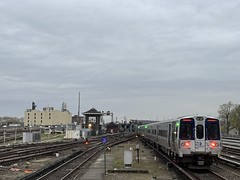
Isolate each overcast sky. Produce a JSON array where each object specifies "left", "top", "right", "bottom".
[{"left": 1, "top": 0, "right": 240, "bottom": 121}]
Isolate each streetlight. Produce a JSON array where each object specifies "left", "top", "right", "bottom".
[
  {"left": 3, "top": 125, "right": 7, "bottom": 146},
  {"left": 88, "top": 123, "right": 92, "bottom": 137}
]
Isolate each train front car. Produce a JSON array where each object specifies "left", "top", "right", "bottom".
[
  {"left": 137, "top": 124, "right": 146, "bottom": 137},
  {"left": 178, "top": 116, "right": 222, "bottom": 168}
]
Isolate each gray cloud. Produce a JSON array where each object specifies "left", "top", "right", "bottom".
[{"left": 1, "top": 0, "right": 240, "bottom": 120}]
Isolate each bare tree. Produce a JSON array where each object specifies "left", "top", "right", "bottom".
[
  {"left": 232, "top": 104, "right": 240, "bottom": 135},
  {"left": 218, "top": 101, "right": 234, "bottom": 135}
]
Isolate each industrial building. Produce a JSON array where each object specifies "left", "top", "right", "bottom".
[{"left": 24, "top": 102, "right": 72, "bottom": 127}]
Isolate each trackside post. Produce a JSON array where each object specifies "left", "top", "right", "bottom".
[{"left": 102, "top": 137, "right": 107, "bottom": 175}]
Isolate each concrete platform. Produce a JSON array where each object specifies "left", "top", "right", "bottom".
[{"left": 80, "top": 153, "right": 113, "bottom": 180}]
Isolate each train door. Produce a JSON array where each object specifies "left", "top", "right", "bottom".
[
  {"left": 168, "top": 124, "right": 171, "bottom": 148},
  {"left": 195, "top": 121, "right": 206, "bottom": 152},
  {"left": 171, "top": 122, "right": 177, "bottom": 151}
]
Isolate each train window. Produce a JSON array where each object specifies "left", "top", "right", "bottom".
[
  {"left": 196, "top": 125, "right": 204, "bottom": 139},
  {"left": 158, "top": 130, "right": 168, "bottom": 138},
  {"left": 180, "top": 124, "right": 192, "bottom": 139},
  {"left": 206, "top": 123, "right": 220, "bottom": 140},
  {"left": 180, "top": 119, "right": 194, "bottom": 140},
  {"left": 152, "top": 129, "right": 156, "bottom": 135}
]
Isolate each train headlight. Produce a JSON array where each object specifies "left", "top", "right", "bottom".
[
  {"left": 181, "top": 141, "right": 191, "bottom": 149},
  {"left": 185, "top": 141, "right": 191, "bottom": 148},
  {"left": 210, "top": 141, "right": 218, "bottom": 148}
]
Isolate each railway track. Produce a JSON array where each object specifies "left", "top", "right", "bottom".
[
  {"left": 211, "top": 164, "right": 240, "bottom": 180},
  {"left": 21, "top": 135, "right": 135, "bottom": 180},
  {"left": 36, "top": 142, "right": 104, "bottom": 180},
  {"left": 220, "top": 137, "right": 240, "bottom": 166},
  {"left": 0, "top": 140, "right": 86, "bottom": 165},
  {"left": 0, "top": 134, "right": 119, "bottom": 165},
  {"left": 184, "top": 169, "right": 227, "bottom": 180}
]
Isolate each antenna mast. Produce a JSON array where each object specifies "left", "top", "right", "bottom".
[
  {"left": 78, "top": 92, "right": 80, "bottom": 116},
  {"left": 78, "top": 92, "right": 81, "bottom": 127}
]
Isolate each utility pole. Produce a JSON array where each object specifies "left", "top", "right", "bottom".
[
  {"left": 14, "top": 128, "right": 17, "bottom": 143},
  {"left": 3, "top": 125, "right": 7, "bottom": 146}
]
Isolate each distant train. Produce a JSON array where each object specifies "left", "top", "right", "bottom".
[{"left": 138, "top": 115, "right": 222, "bottom": 168}]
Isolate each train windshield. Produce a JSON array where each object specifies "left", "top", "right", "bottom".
[
  {"left": 206, "top": 119, "right": 220, "bottom": 140},
  {"left": 196, "top": 125, "right": 204, "bottom": 139},
  {"left": 180, "top": 118, "right": 194, "bottom": 140}
]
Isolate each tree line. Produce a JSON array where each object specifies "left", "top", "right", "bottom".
[{"left": 218, "top": 101, "right": 240, "bottom": 135}]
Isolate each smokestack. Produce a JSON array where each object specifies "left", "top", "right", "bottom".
[{"left": 32, "top": 102, "right": 36, "bottom": 110}]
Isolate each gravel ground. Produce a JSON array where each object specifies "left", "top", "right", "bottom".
[
  {"left": 0, "top": 147, "right": 80, "bottom": 180},
  {"left": 0, "top": 156, "right": 54, "bottom": 180}
]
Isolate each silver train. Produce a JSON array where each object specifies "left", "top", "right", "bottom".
[{"left": 138, "top": 115, "right": 222, "bottom": 167}]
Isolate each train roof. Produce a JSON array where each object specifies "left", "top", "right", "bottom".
[
  {"left": 177, "top": 114, "right": 218, "bottom": 119},
  {"left": 137, "top": 114, "right": 219, "bottom": 127}
]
